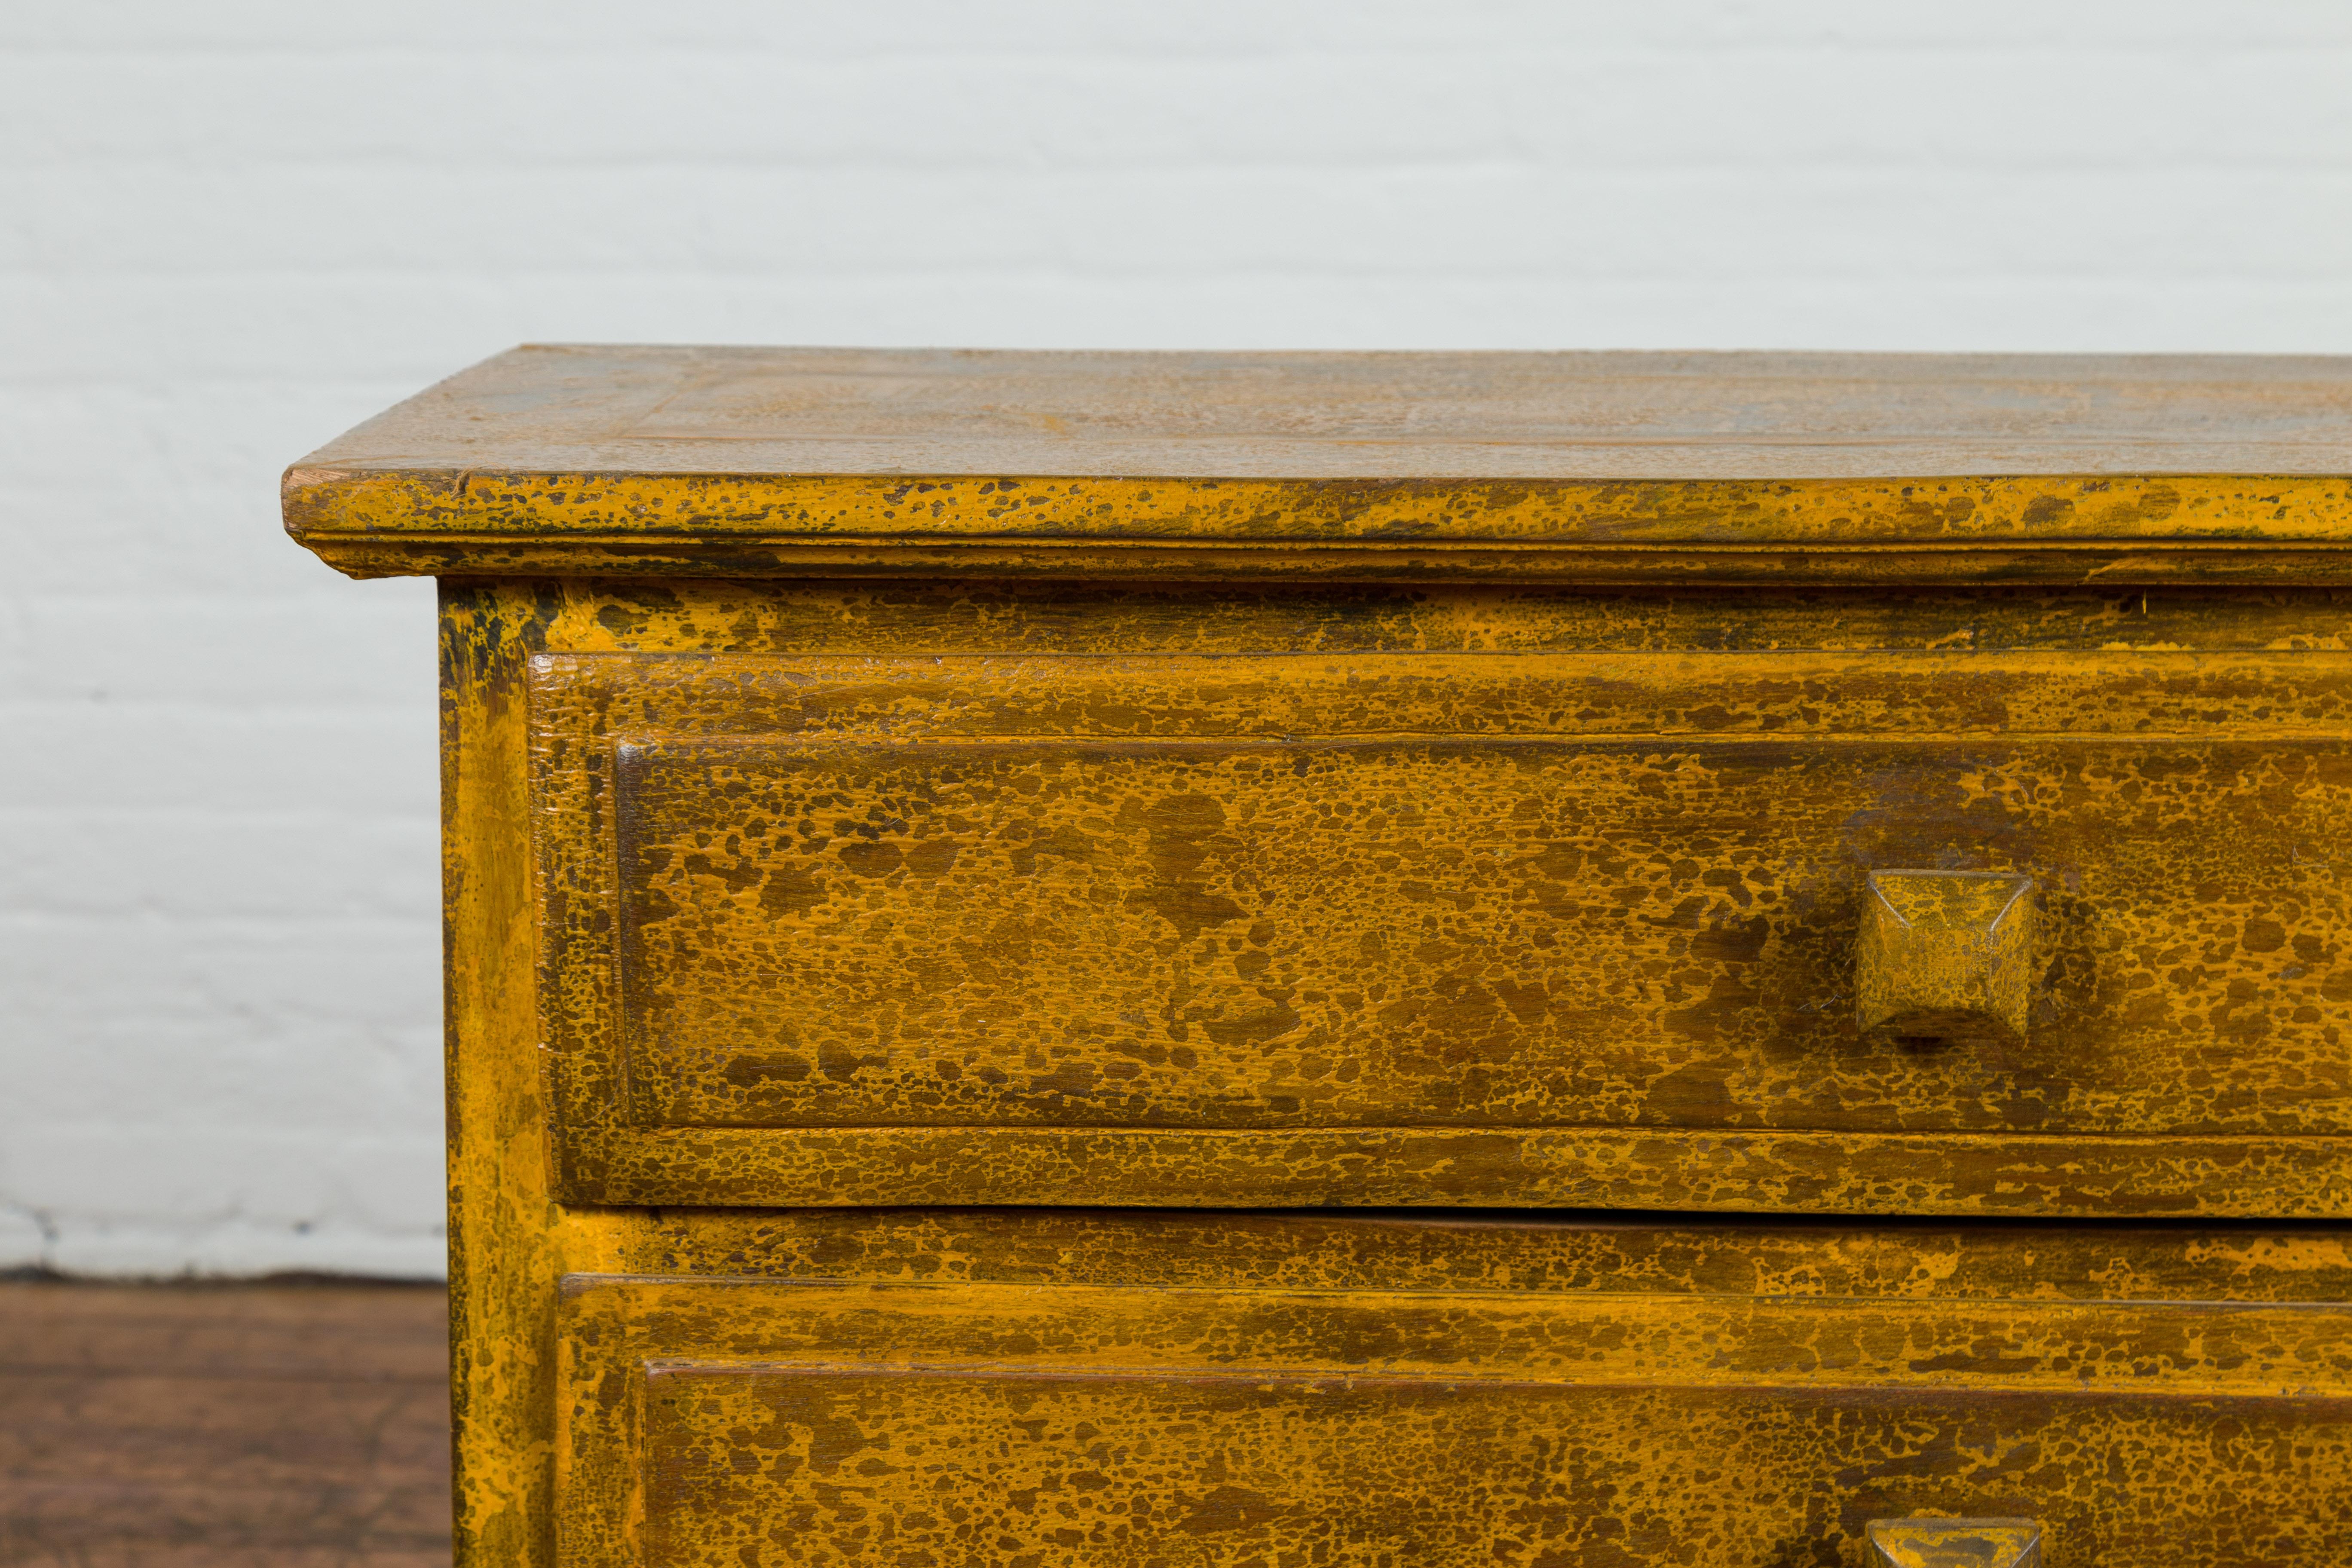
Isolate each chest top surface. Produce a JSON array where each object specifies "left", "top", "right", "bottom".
[{"left": 283, "top": 346, "right": 2352, "bottom": 583}]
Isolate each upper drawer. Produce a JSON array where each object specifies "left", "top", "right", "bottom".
[{"left": 531, "top": 650, "right": 2352, "bottom": 1215}]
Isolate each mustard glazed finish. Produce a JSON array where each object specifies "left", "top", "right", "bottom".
[
  {"left": 285, "top": 346, "right": 2352, "bottom": 585},
  {"left": 287, "top": 349, "right": 2352, "bottom": 1568},
  {"left": 561, "top": 1274, "right": 2350, "bottom": 1568},
  {"left": 530, "top": 647, "right": 2352, "bottom": 1215}
]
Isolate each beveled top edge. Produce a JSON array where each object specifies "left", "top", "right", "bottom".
[
  {"left": 282, "top": 347, "right": 2352, "bottom": 579},
  {"left": 292, "top": 344, "right": 2352, "bottom": 484}
]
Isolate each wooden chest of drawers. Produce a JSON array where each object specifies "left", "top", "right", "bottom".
[{"left": 288, "top": 348, "right": 2352, "bottom": 1568}]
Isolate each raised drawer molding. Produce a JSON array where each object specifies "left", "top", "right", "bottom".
[{"left": 288, "top": 347, "right": 2352, "bottom": 1568}]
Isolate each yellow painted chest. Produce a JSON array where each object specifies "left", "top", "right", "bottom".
[{"left": 287, "top": 347, "right": 2352, "bottom": 1568}]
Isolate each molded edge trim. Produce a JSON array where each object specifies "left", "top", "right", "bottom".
[
  {"left": 552, "top": 1124, "right": 2352, "bottom": 1217},
  {"left": 285, "top": 470, "right": 2352, "bottom": 582}
]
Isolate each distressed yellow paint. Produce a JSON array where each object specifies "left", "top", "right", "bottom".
[
  {"left": 440, "top": 585, "right": 564, "bottom": 1568},
  {"left": 557, "top": 1276, "right": 2352, "bottom": 1568},
  {"left": 560, "top": 1207, "right": 2352, "bottom": 1304},
  {"left": 430, "top": 576, "right": 2352, "bottom": 1568},
  {"left": 281, "top": 347, "right": 2352, "bottom": 583},
  {"left": 295, "top": 468, "right": 2352, "bottom": 543},
  {"left": 322, "top": 352, "right": 2352, "bottom": 1568},
  {"left": 288, "top": 471, "right": 2352, "bottom": 585},
  {"left": 528, "top": 648, "right": 2352, "bottom": 1213}
]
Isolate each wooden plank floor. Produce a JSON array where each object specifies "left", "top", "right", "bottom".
[{"left": 0, "top": 1279, "right": 451, "bottom": 1567}]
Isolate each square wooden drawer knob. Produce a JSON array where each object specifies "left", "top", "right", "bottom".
[
  {"left": 1867, "top": 1518, "right": 2044, "bottom": 1568},
  {"left": 1855, "top": 870, "right": 2037, "bottom": 1045}
]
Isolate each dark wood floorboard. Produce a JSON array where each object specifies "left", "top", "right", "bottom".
[{"left": 0, "top": 1280, "right": 451, "bottom": 1568}]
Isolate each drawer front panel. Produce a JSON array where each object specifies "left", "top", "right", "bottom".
[
  {"left": 559, "top": 1276, "right": 2352, "bottom": 1568},
  {"left": 619, "top": 734, "right": 2347, "bottom": 1134},
  {"left": 535, "top": 651, "right": 2352, "bottom": 1213}
]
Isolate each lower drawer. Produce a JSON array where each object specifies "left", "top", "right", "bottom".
[{"left": 558, "top": 1269, "right": 2352, "bottom": 1568}]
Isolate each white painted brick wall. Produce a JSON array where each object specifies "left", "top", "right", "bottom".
[{"left": 4, "top": 0, "right": 2349, "bottom": 1278}]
